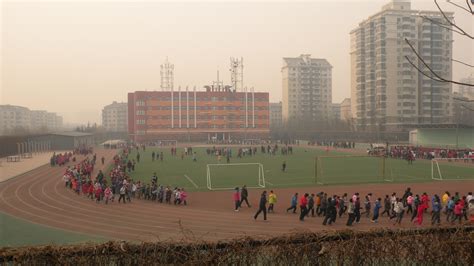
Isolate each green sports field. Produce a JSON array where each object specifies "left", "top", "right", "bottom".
[
  {"left": 0, "top": 212, "right": 105, "bottom": 247},
  {"left": 123, "top": 147, "right": 474, "bottom": 191}
]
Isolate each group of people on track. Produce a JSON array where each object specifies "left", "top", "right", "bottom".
[{"left": 233, "top": 186, "right": 474, "bottom": 226}]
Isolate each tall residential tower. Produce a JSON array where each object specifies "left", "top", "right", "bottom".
[
  {"left": 350, "top": 0, "right": 453, "bottom": 131},
  {"left": 282, "top": 54, "right": 332, "bottom": 125}
]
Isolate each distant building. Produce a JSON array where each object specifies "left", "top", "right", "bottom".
[
  {"left": 269, "top": 102, "right": 283, "bottom": 128},
  {"left": 128, "top": 86, "right": 269, "bottom": 142},
  {"left": 0, "top": 105, "right": 63, "bottom": 135},
  {"left": 102, "top": 101, "right": 128, "bottom": 132},
  {"left": 340, "top": 98, "right": 352, "bottom": 121},
  {"left": 351, "top": 0, "right": 453, "bottom": 131},
  {"left": 452, "top": 92, "right": 474, "bottom": 127},
  {"left": 0, "top": 105, "right": 31, "bottom": 135},
  {"left": 282, "top": 54, "right": 332, "bottom": 124},
  {"left": 457, "top": 74, "right": 474, "bottom": 100},
  {"left": 30, "top": 110, "right": 63, "bottom": 131},
  {"left": 330, "top": 103, "right": 341, "bottom": 120}
]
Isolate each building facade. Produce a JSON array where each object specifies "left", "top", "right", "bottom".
[
  {"left": 269, "top": 102, "right": 283, "bottom": 128},
  {"left": 0, "top": 105, "right": 31, "bottom": 135},
  {"left": 457, "top": 74, "right": 474, "bottom": 100},
  {"left": 330, "top": 103, "right": 341, "bottom": 120},
  {"left": 102, "top": 101, "right": 128, "bottom": 132},
  {"left": 282, "top": 55, "right": 332, "bottom": 125},
  {"left": 350, "top": 0, "right": 453, "bottom": 131},
  {"left": 128, "top": 87, "right": 269, "bottom": 142},
  {"left": 340, "top": 98, "right": 352, "bottom": 121}
]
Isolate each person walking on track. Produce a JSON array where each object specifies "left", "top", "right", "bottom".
[
  {"left": 254, "top": 191, "right": 268, "bottom": 221},
  {"left": 240, "top": 185, "right": 251, "bottom": 208}
]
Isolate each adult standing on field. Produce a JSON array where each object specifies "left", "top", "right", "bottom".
[
  {"left": 254, "top": 191, "right": 268, "bottom": 221},
  {"left": 240, "top": 185, "right": 251, "bottom": 208}
]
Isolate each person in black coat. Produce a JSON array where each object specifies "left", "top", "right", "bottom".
[
  {"left": 240, "top": 185, "right": 251, "bottom": 207},
  {"left": 254, "top": 191, "right": 267, "bottom": 221}
]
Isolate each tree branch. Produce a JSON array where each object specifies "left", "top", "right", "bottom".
[
  {"left": 434, "top": 0, "right": 473, "bottom": 39},
  {"left": 452, "top": 59, "right": 474, "bottom": 68},
  {"left": 460, "top": 104, "right": 474, "bottom": 111},
  {"left": 453, "top": 97, "right": 474, "bottom": 102},
  {"left": 446, "top": 0, "right": 474, "bottom": 15},
  {"left": 421, "top": 15, "right": 466, "bottom": 36},
  {"left": 404, "top": 38, "right": 474, "bottom": 87}
]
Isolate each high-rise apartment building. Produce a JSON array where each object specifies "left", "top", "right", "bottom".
[
  {"left": 282, "top": 55, "right": 332, "bottom": 125},
  {"left": 102, "top": 101, "right": 128, "bottom": 132},
  {"left": 350, "top": 0, "right": 453, "bottom": 131}
]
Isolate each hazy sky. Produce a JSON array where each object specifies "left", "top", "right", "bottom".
[{"left": 1, "top": 0, "right": 473, "bottom": 124}]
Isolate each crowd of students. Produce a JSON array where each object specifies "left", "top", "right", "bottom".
[
  {"left": 62, "top": 146, "right": 189, "bottom": 206},
  {"left": 310, "top": 141, "right": 356, "bottom": 149},
  {"left": 236, "top": 187, "right": 474, "bottom": 226},
  {"left": 388, "top": 146, "right": 474, "bottom": 162}
]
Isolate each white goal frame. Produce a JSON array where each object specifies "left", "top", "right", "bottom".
[
  {"left": 156, "top": 140, "right": 178, "bottom": 146},
  {"left": 431, "top": 158, "right": 444, "bottom": 181},
  {"left": 242, "top": 139, "right": 262, "bottom": 145},
  {"left": 206, "top": 163, "right": 265, "bottom": 190}
]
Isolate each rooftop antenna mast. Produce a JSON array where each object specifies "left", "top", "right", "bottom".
[
  {"left": 230, "top": 57, "right": 243, "bottom": 92},
  {"left": 160, "top": 57, "right": 174, "bottom": 91}
]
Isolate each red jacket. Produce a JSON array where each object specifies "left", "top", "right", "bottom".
[{"left": 300, "top": 196, "right": 308, "bottom": 207}]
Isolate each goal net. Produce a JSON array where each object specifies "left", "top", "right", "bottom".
[
  {"left": 206, "top": 163, "right": 265, "bottom": 190},
  {"left": 315, "top": 155, "right": 391, "bottom": 185},
  {"left": 431, "top": 158, "right": 474, "bottom": 181}
]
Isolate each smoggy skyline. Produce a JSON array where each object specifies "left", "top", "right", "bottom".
[{"left": 1, "top": 0, "right": 472, "bottom": 124}]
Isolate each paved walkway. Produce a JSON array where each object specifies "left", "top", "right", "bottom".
[{"left": 0, "top": 151, "right": 67, "bottom": 183}]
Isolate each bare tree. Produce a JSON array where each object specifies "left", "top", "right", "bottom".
[{"left": 405, "top": 0, "right": 473, "bottom": 87}]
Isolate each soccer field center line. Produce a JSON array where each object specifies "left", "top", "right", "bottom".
[{"left": 184, "top": 174, "right": 199, "bottom": 188}]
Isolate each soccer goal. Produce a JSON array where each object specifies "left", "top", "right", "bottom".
[
  {"left": 156, "top": 140, "right": 178, "bottom": 146},
  {"left": 315, "top": 155, "right": 391, "bottom": 185},
  {"left": 242, "top": 139, "right": 262, "bottom": 145},
  {"left": 431, "top": 158, "right": 474, "bottom": 181},
  {"left": 206, "top": 163, "right": 265, "bottom": 190}
]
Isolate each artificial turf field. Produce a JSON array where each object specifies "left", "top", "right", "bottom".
[{"left": 124, "top": 146, "right": 474, "bottom": 191}]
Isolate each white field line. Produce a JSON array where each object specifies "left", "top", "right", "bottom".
[
  {"left": 265, "top": 180, "right": 274, "bottom": 186},
  {"left": 184, "top": 174, "right": 199, "bottom": 188}
]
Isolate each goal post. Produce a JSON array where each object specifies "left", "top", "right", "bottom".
[
  {"left": 430, "top": 158, "right": 474, "bottom": 181},
  {"left": 315, "top": 155, "right": 390, "bottom": 185},
  {"left": 206, "top": 163, "right": 265, "bottom": 190},
  {"left": 431, "top": 159, "right": 443, "bottom": 181}
]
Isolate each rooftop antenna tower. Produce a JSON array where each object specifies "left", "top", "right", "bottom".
[
  {"left": 230, "top": 57, "right": 243, "bottom": 92},
  {"left": 160, "top": 57, "right": 174, "bottom": 91}
]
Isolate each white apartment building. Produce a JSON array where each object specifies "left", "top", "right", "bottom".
[
  {"left": 282, "top": 55, "right": 332, "bottom": 124},
  {"left": 350, "top": 0, "right": 453, "bottom": 131},
  {"left": 269, "top": 102, "right": 283, "bottom": 128},
  {"left": 456, "top": 74, "right": 474, "bottom": 100},
  {"left": 102, "top": 101, "right": 128, "bottom": 132},
  {"left": 0, "top": 105, "right": 31, "bottom": 134},
  {"left": 30, "top": 110, "right": 63, "bottom": 131}
]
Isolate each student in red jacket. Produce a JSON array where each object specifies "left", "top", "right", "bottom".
[
  {"left": 233, "top": 187, "right": 241, "bottom": 212},
  {"left": 452, "top": 200, "right": 463, "bottom": 224},
  {"left": 299, "top": 193, "right": 309, "bottom": 221}
]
